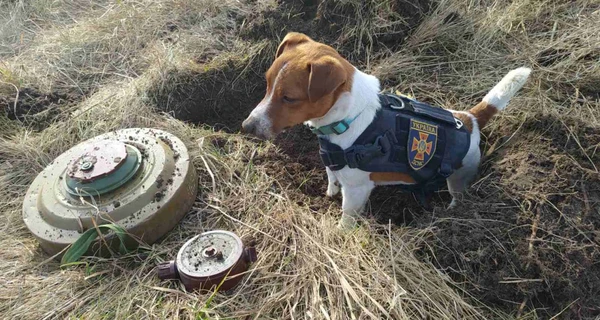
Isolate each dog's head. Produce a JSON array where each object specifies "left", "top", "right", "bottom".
[{"left": 241, "top": 32, "right": 354, "bottom": 140}]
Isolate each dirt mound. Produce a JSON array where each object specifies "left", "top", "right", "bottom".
[
  {"left": 419, "top": 113, "right": 600, "bottom": 318},
  {"left": 240, "top": 0, "right": 433, "bottom": 62}
]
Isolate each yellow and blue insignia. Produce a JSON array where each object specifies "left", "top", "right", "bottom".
[{"left": 408, "top": 119, "right": 438, "bottom": 170}]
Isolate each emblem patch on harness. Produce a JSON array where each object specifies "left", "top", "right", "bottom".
[{"left": 408, "top": 119, "right": 438, "bottom": 170}]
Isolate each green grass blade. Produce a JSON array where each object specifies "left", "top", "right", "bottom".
[
  {"left": 61, "top": 228, "right": 101, "bottom": 265},
  {"left": 60, "top": 223, "right": 132, "bottom": 266}
]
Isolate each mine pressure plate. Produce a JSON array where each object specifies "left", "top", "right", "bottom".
[
  {"left": 22, "top": 128, "right": 198, "bottom": 257},
  {"left": 157, "top": 230, "right": 258, "bottom": 292}
]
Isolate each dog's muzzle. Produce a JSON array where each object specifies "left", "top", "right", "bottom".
[{"left": 241, "top": 116, "right": 273, "bottom": 140}]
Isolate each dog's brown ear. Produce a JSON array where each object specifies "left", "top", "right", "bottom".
[
  {"left": 276, "top": 32, "right": 312, "bottom": 58},
  {"left": 307, "top": 56, "right": 347, "bottom": 103}
]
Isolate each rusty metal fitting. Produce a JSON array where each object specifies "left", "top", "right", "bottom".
[{"left": 157, "top": 260, "right": 179, "bottom": 280}]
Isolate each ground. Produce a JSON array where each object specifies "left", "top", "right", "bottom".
[{"left": 1, "top": 0, "right": 600, "bottom": 319}]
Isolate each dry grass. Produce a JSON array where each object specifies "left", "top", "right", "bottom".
[
  {"left": 0, "top": 59, "right": 485, "bottom": 319},
  {"left": 1, "top": 0, "right": 600, "bottom": 318}
]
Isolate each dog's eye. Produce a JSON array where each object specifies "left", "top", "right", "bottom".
[{"left": 282, "top": 96, "right": 297, "bottom": 104}]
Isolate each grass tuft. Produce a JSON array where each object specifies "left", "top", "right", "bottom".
[{"left": 2, "top": 0, "right": 600, "bottom": 318}]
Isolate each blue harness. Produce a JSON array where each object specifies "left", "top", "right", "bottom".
[{"left": 316, "top": 93, "right": 471, "bottom": 193}]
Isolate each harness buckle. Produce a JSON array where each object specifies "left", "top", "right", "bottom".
[
  {"left": 344, "top": 146, "right": 363, "bottom": 169},
  {"left": 454, "top": 118, "right": 464, "bottom": 129},
  {"left": 344, "top": 135, "right": 389, "bottom": 168},
  {"left": 385, "top": 94, "right": 406, "bottom": 110}
]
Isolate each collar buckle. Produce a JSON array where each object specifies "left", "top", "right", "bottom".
[
  {"left": 310, "top": 120, "right": 350, "bottom": 136},
  {"left": 331, "top": 121, "right": 349, "bottom": 134}
]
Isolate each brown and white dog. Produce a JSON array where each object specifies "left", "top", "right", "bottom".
[{"left": 242, "top": 32, "right": 531, "bottom": 229}]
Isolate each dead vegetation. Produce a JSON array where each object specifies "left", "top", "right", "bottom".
[{"left": 1, "top": 0, "right": 600, "bottom": 319}]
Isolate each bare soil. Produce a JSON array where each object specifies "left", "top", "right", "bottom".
[{"left": 1, "top": 87, "right": 76, "bottom": 130}]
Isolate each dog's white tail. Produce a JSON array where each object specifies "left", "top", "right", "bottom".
[{"left": 469, "top": 67, "right": 531, "bottom": 128}]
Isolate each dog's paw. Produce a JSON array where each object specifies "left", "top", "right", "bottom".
[
  {"left": 447, "top": 198, "right": 458, "bottom": 210},
  {"left": 326, "top": 182, "right": 340, "bottom": 197},
  {"left": 337, "top": 214, "right": 357, "bottom": 230}
]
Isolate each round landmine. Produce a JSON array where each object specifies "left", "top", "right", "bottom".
[
  {"left": 22, "top": 128, "right": 198, "bottom": 257},
  {"left": 157, "top": 230, "right": 257, "bottom": 292}
]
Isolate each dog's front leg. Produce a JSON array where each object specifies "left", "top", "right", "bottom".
[
  {"left": 325, "top": 167, "right": 340, "bottom": 197},
  {"left": 338, "top": 183, "right": 375, "bottom": 229}
]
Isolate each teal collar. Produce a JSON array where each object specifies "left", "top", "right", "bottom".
[{"left": 309, "top": 112, "right": 362, "bottom": 136}]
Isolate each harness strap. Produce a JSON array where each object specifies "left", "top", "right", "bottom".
[
  {"left": 319, "top": 134, "right": 391, "bottom": 170},
  {"left": 438, "top": 127, "right": 455, "bottom": 178}
]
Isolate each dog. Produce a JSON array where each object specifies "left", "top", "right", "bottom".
[{"left": 242, "top": 32, "right": 531, "bottom": 229}]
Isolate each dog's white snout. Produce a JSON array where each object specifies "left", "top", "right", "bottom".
[
  {"left": 241, "top": 116, "right": 257, "bottom": 135},
  {"left": 242, "top": 105, "right": 274, "bottom": 140}
]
